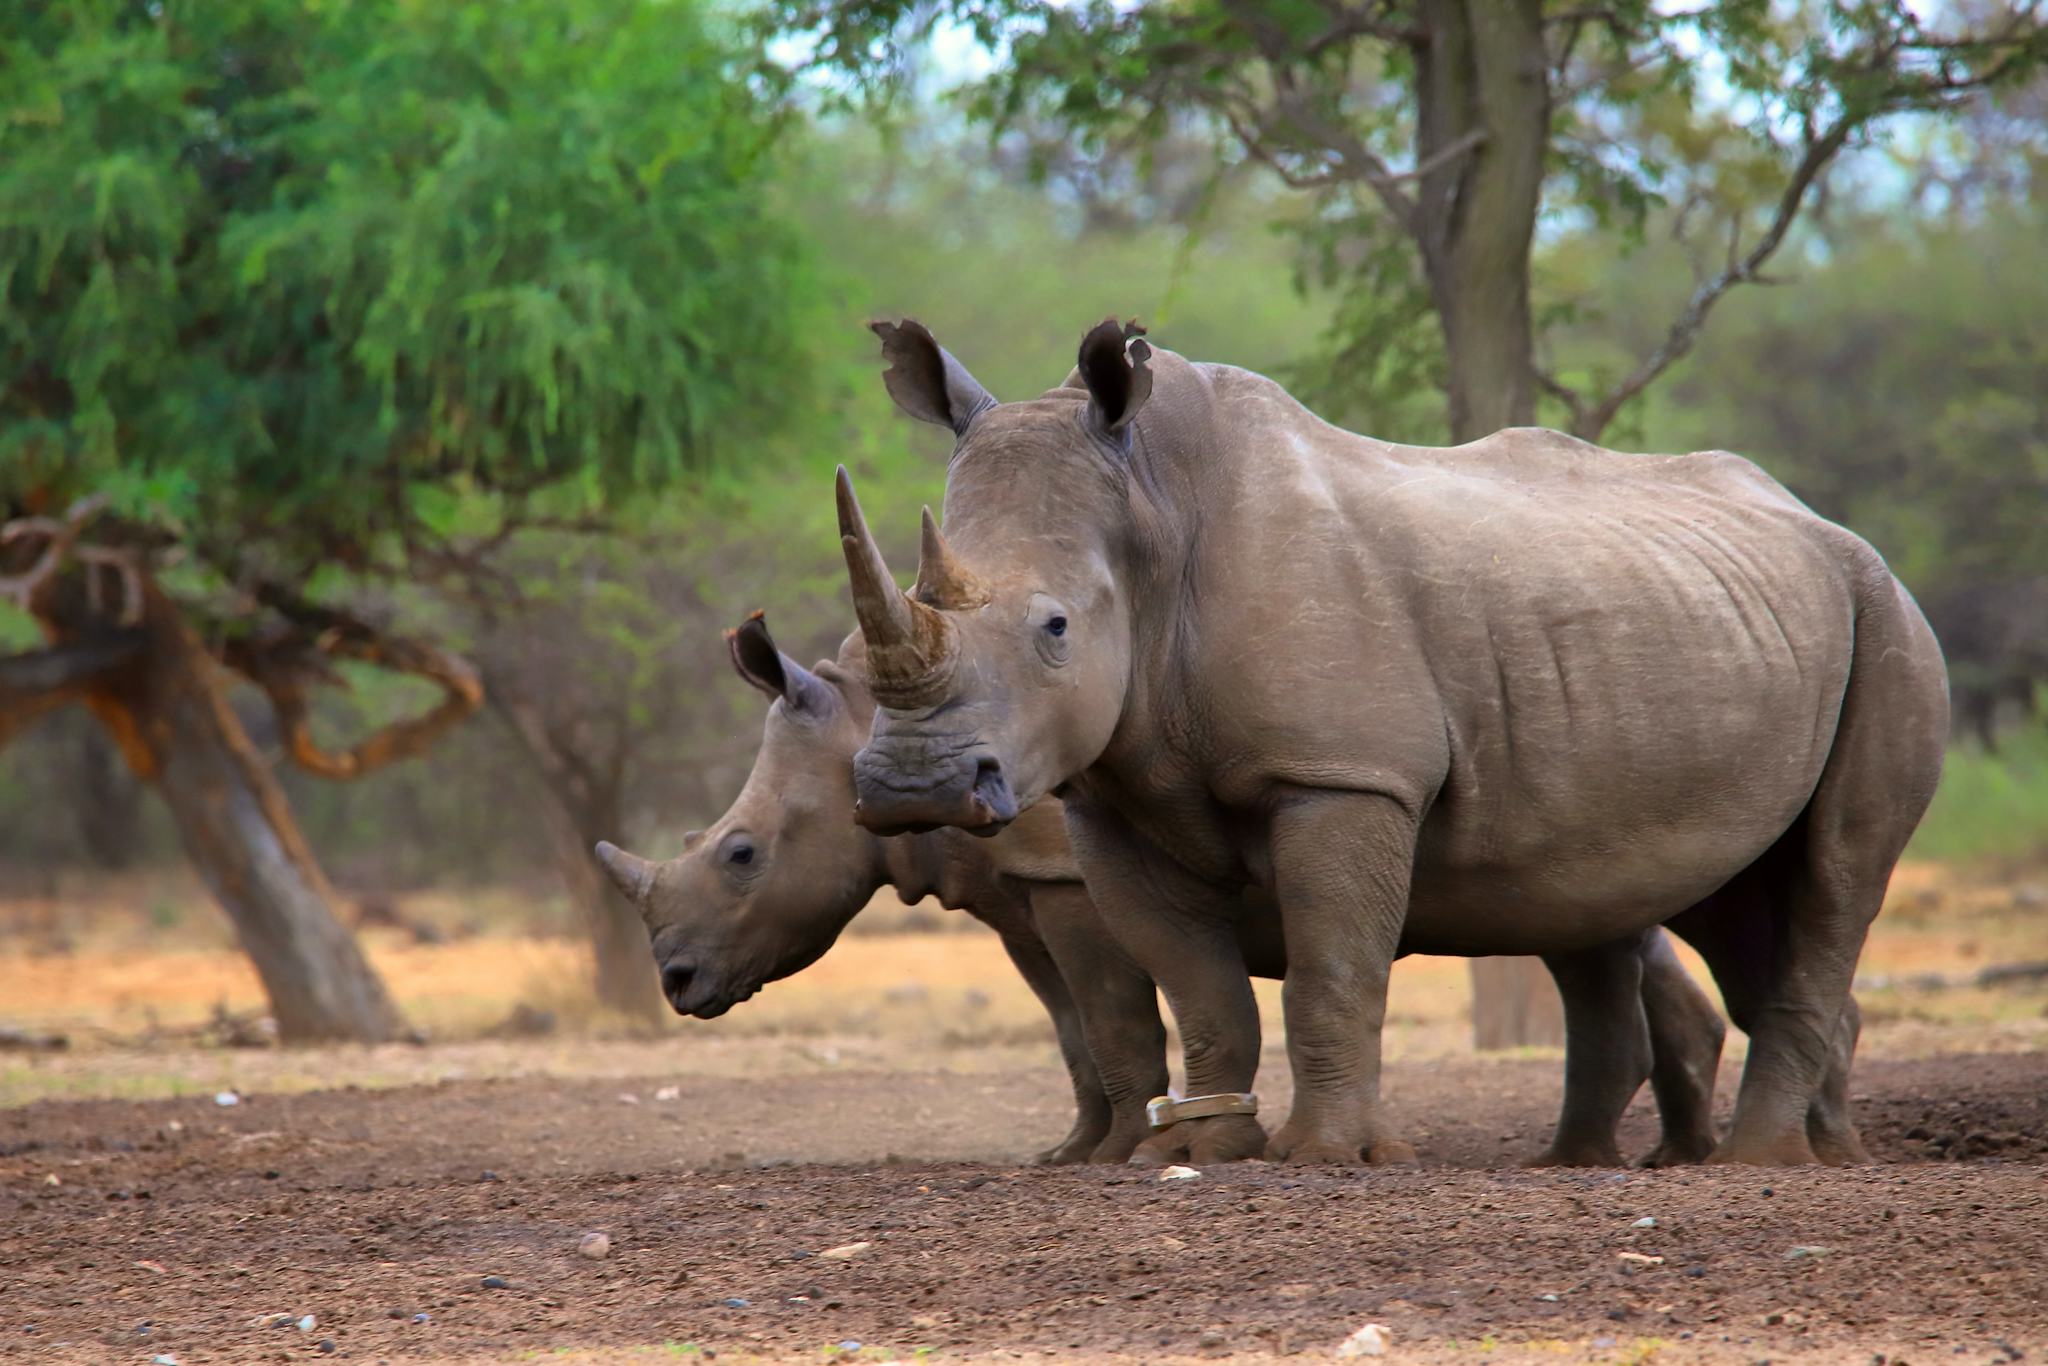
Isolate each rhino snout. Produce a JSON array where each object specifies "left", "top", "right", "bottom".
[{"left": 853, "top": 739, "right": 1018, "bottom": 836}]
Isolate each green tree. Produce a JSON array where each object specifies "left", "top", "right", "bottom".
[
  {"left": 774, "top": 1, "right": 2047, "bottom": 442},
  {"left": 0, "top": 0, "right": 814, "bottom": 1039}
]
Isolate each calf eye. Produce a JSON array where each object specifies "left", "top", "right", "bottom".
[
  {"left": 728, "top": 845, "right": 753, "bottom": 866},
  {"left": 1045, "top": 615, "right": 1067, "bottom": 638}
]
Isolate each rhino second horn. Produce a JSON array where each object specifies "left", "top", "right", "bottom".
[
  {"left": 836, "top": 465, "right": 915, "bottom": 650},
  {"left": 594, "top": 841, "right": 655, "bottom": 909},
  {"left": 914, "top": 506, "right": 991, "bottom": 609}
]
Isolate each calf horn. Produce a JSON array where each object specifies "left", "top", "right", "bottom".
[
  {"left": 594, "top": 841, "right": 656, "bottom": 919},
  {"left": 914, "top": 507, "right": 991, "bottom": 609},
  {"left": 835, "top": 466, "right": 958, "bottom": 705}
]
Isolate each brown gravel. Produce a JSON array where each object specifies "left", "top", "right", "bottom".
[{"left": 1, "top": 1052, "right": 2044, "bottom": 1364}]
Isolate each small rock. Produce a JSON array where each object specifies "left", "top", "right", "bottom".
[
  {"left": 150, "top": 1356, "right": 179, "bottom": 1366},
  {"left": 481, "top": 1275, "right": 509, "bottom": 1290},
  {"left": 315, "top": 1339, "right": 337, "bottom": 1355},
  {"left": 819, "top": 1241, "right": 873, "bottom": 1260},
  {"left": 654, "top": 1085, "right": 681, "bottom": 1102},
  {"left": 2014, "top": 884, "right": 2047, "bottom": 910},
  {"left": 578, "top": 1231, "right": 612, "bottom": 1260},
  {"left": 213, "top": 1090, "right": 240, "bottom": 1107},
  {"left": 1158, "top": 1165, "right": 1202, "bottom": 1182},
  {"left": 721, "top": 1297, "right": 750, "bottom": 1308},
  {"left": 296, "top": 1314, "right": 317, "bottom": 1332},
  {"left": 1618, "top": 1251, "right": 1664, "bottom": 1269},
  {"left": 837, "top": 1341, "right": 863, "bottom": 1352},
  {"left": 480, "top": 1170, "right": 502, "bottom": 1182},
  {"left": 1785, "top": 1245, "right": 1836, "bottom": 1260},
  {"left": 1197, "top": 1325, "right": 1229, "bottom": 1349},
  {"left": 963, "top": 988, "right": 991, "bottom": 1012},
  {"left": 1536, "top": 1293, "right": 1561, "bottom": 1302},
  {"left": 250, "top": 1313, "right": 293, "bottom": 1329},
  {"left": 1593, "top": 1337, "right": 1617, "bottom": 1350},
  {"left": 411, "top": 1313, "right": 431, "bottom": 1324},
  {"left": 617, "top": 1092, "right": 641, "bottom": 1105},
  {"left": 1335, "top": 1322, "right": 1392, "bottom": 1357},
  {"left": 1632, "top": 1216, "right": 1657, "bottom": 1228}
]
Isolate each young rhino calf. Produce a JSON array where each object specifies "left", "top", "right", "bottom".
[{"left": 597, "top": 612, "right": 1726, "bottom": 1167}]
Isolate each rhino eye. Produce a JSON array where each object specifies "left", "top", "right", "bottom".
[
  {"left": 728, "top": 845, "right": 754, "bottom": 866},
  {"left": 1045, "top": 615, "right": 1067, "bottom": 638}
]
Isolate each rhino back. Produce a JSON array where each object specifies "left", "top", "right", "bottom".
[{"left": 1140, "top": 366, "right": 1908, "bottom": 942}]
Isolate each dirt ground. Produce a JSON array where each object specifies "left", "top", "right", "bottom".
[
  {"left": 2, "top": 863, "right": 2045, "bottom": 1364},
  {"left": 1, "top": 1048, "right": 2045, "bottom": 1366}
]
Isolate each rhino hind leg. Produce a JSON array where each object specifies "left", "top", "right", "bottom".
[
  {"left": 1675, "top": 581, "right": 1945, "bottom": 1167},
  {"left": 1636, "top": 928, "right": 1725, "bottom": 1167},
  {"left": 1527, "top": 937, "right": 1652, "bottom": 1168},
  {"left": 1804, "top": 995, "right": 1871, "bottom": 1166}
]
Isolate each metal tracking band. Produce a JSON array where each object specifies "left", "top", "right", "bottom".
[{"left": 1146, "top": 1092, "right": 1260, "bottom": 1130}]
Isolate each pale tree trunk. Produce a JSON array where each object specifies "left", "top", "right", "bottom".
[
  {"left": 1412, "top": 0, "right": 1565, "bottom": 1049},
  {"left": 19, "top": 581, "right": 406, "bottom": 1042},
  {"left": 490, "top": 690, "right": 665, "bottom": 1025}
]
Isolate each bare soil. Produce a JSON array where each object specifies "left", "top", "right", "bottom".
[{"left": 3, "top": 1051, "right": 2044, "bottom": 1365}]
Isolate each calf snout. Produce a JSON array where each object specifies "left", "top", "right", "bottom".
[
  {"left": 661, "top": 960, "right": 698, "bottom": 1012},
  {"left": 852, "top": 739, "right": 1019, "bottom": 835}
]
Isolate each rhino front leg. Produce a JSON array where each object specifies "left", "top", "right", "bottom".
[
  {"left": 1264, "top": 789, "right": 1417, "bottom": 1166},
  {"left": 1026, "top": 881, "right": 1171, "bottom": 1164},
  {"left": 1061, "top": 801, "right": 1268, "bottom": 1167},
  {"left": 992, "top": 912, "right": 1115, "bottom": 1165}
]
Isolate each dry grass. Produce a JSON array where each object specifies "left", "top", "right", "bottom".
[{"left": 0, "top": 860, "right": 2042, "bottom": 1108}]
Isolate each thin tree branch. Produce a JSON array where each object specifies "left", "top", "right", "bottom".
[
  {"left": 228, "top": 586, "right": 485, "bottom": 782},
  {"left": 1570, "top": 117, "right": 1852, "bottom": 440}
]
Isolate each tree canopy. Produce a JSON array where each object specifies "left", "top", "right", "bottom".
[
  {"left": 768, "top": 0, "right": 2048, "bottom": 442},
  {"left": 3, "top": 0, "right": 814, "bottom": 573}
]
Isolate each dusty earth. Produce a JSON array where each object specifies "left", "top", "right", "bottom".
[
  {"left": 2, "top": 1049, "right": 2045, "bottom": 1366},
  {"left": 3, "top": 863, "right": 2045, "bottom": 1363}
]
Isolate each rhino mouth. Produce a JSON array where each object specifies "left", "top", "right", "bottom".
[{"left": 664, "top": 967, "right": 762, "bottom": 1020}]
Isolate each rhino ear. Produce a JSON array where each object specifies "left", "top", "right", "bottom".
[
  {"left": 727, "top": 610, "right": 830, "bottom": 714},
  {"left": 1077, "top": 318, "right": 1153, "bottom": 440},
  {"left": 869, "top": 318, "right": 996, "bottom": 436}
]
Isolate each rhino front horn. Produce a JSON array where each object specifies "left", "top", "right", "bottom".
[
  {"left": 836, "top": 465, "right": 915, "bottom": 649},
  {"left": 594, "top": 840, "right": 655, "bottom": 909}
]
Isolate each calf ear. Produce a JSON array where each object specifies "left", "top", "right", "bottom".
[
  {"left": 727, "top": 611, "right": 830, "bottom": 714},
  {"left": 1077, "top": 318, "right": 1153, "bottom": 440},
  {"left": 870, "top": 318, "right": 997, "bottom": 436}
]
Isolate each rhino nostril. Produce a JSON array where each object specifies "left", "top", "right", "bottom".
[
  {"left": 972, "top": 757, "right": 1019, "bottom": 824},
  {"left": 662, "top": 962, "right": 696, "bottom": 1000}
]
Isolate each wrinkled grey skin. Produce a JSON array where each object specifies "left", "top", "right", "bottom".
[
  {"left": 598, "top": 613, "right": 1727, "bottom": 1167},
  {"left": 839, "top": 318, "right": 1949, "bottom": 1167}
]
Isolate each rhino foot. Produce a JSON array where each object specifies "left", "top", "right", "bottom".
[
  {"left": 1128, "top": 1114, "right": 1267, "bottom": 1167},
  {"left": 1526, "top": 1138, "right": 1626, "bottom": 1169},
  {"left": 1637, "top": 1131, "right": 1717, "bottom": 1168},
  {"left": 1807, "top": 1128, "right": 1872, "bottom": 1166},
  {"left": 1032, "top": 1133, "right": 1104, "bottom": 1166},
  {"left": 1263, "top": 1127, "right": 1419, "bottom": 1167},
  {"left": 1707, "top": 1131, "right": 1820, "bottom": 1166}
]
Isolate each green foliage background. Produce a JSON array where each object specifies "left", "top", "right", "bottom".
[{"left": 1, "top": 3, "right": 2043, "bottom": 896}]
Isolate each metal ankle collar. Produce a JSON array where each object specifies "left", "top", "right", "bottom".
[{"left": 1146, "top": 1092, "right": 1259, "bottom": 1130}]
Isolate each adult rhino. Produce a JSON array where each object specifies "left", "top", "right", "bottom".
[
  {"left": 596, "top": 612, "right": 1727, "bottom": 1167},
  {"left": 836, "top": 318, "right": 1949, "bottom": 1168}
]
